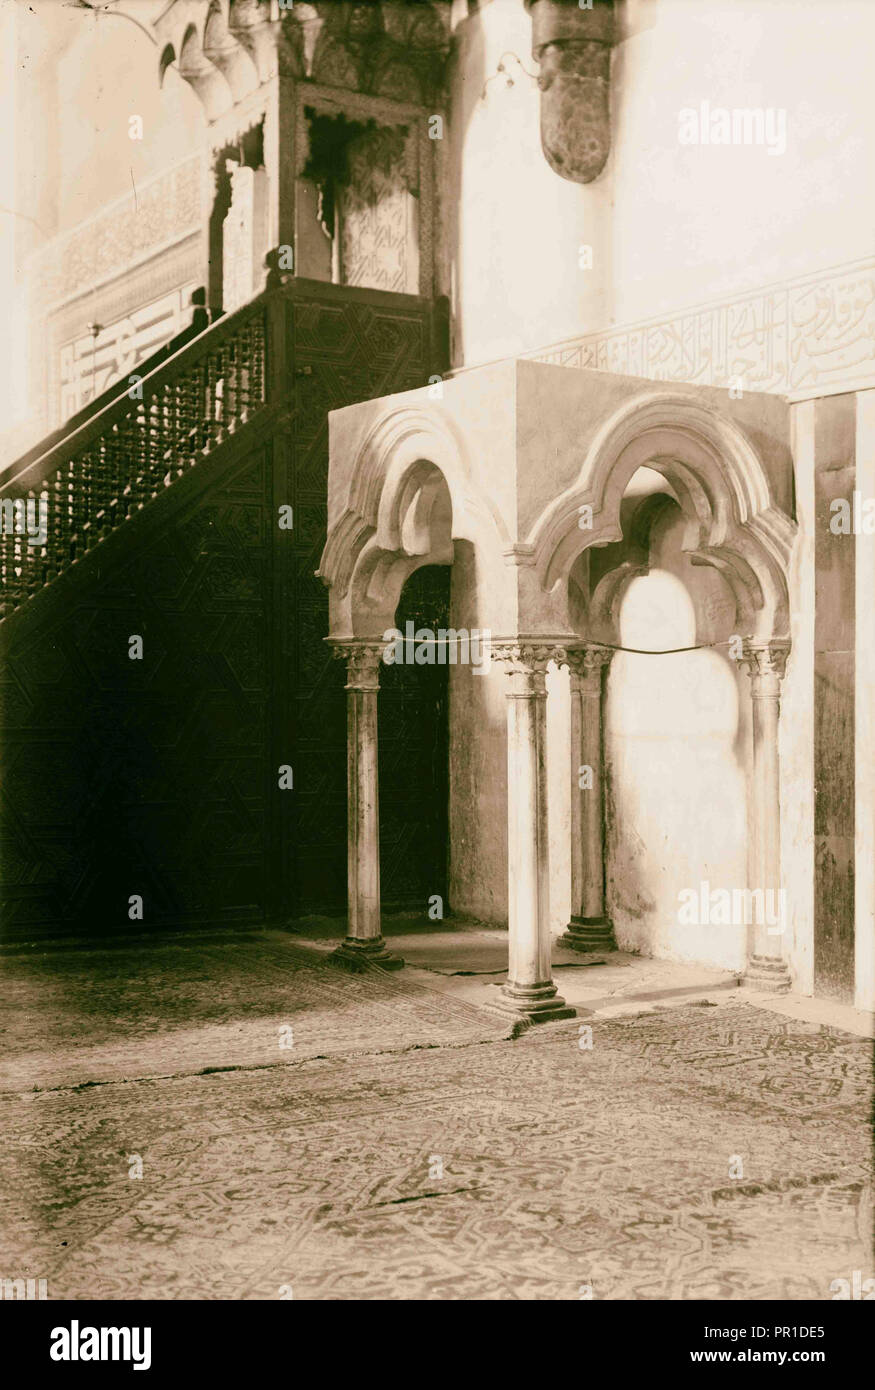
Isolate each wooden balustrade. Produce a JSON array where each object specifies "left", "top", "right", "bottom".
[
  {"left": 0, "top": 274, "right": 446, "bottom": 621},
  {"left": 0, "top": 296, "right": 268, "bottom": 618}
]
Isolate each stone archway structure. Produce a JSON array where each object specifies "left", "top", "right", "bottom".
[
  {"left": 533, "top": 390, "right": 796, "bottom": 989},
  {"left": 319, "top": 362, "right": 797, "bottom": 1018},
  {"left": 318, "top": 401, "right": 512, "bottom": 974}
]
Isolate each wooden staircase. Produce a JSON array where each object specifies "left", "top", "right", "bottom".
[
  {"left": 1, "top": 292, "right": 268, "bottom": 619},
  {"left": 0, "top": 275, "right": 449, "bottom": 940}
]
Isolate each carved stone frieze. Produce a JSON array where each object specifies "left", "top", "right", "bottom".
[
  {"left": 531, "top": 258, "right": 875, "bottom": 401},
  {"left": 31, "top": 158, "right": 203, "bottom": 311}
]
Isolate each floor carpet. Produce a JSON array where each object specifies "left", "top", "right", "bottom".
[
  {"left": 0, "top": 932, "right": 515, "bottom": 1092},
  {"left": 1, "top": 967, "right": 871, "bottom": 1299}
]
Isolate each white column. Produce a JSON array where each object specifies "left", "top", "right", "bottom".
[
  {"left": 493, "top": 642, "right": 575, "bottom": 1023},
  {"left": 561, "top": 643, "right": 616, "bottom": 952},
  {"left": 331, "top": 641, "right": 403, "bottom": 972},
  {"left": 741, "top": 639, "right": 791, "bottom": 991}
]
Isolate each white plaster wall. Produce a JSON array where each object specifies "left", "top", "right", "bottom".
[
  {"left": 56, "top": 12, "right": 204, "bottom": 234},
  {"left": 610, "top": 0, "right": 875, "bottom": 325},
  {"left": 446, "top": 0, "right": 875, "bottom": 363},
  {"left": 3, "top": 0, "right": 206, "bottom": 455},
  {"left": 444, "top": 0, "right": 610, "bottom": 367},
  {"left": 10, "top": 0, "right": 203, "bottom": 243},
  {"left": 447, "top": 544, "right": 509, "bottom": 924},
  {"left": 602, "top": 514, "right": 752, "bottom": 971},
  {"left": 0, "top": 1, "right": 28, "bottom": 452}
]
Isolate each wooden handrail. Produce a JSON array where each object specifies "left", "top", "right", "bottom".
[
  {"left": 0, "top": 274, "right": 444, "bottom": 619},
  {"left": 0, "top": 293, "right": 269, "bottom": 616}
]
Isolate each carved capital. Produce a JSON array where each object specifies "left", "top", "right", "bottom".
[
  {"left": 740, "top": 639, "right": 790, "bottom": 687},
  {"left": 490, "top": 638, "right": 570, "bottom": 697},
  {"left": 565, "top": 642, "right": 614, "bottom": 685},
  {"left": 330, "top": 640, "right": 384, "bottom": 691}
]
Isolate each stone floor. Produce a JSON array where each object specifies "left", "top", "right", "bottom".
[{"left": 1, "top": 923, "right": 872, "bottom": 1300}]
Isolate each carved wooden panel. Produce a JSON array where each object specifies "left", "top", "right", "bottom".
[
  {"left": 288, "top": 286, "right": 446, "bottom": 913},
  {"left": 0, "top": 282, "right": 446, "bottom": 940},
  {"left": 340, "top": 124, "right": 414, "bottom": 294},
  {"left": 0, "top": 439, "right": 274, "bottom": 937}
]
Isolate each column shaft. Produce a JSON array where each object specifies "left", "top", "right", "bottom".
[
  {"left": 331, "top": 642, "right": 403, "bottom": 972},
  {"left": 562, "top": 645, "right": 616, "bottom": 952},
  {"left": 493, "top": 642, "right": 575, "bottom": 1024},
  {"left": 347, "top": 682, "right": 381, "bottom": 942},
  {"left": 743, "top": 640, "right": 791, "bottom": 991},
  {"left": 580, "top": 672, "right": 605, "bottom": 919},
  {"left": 506, "top": 667, "right": 552, "bottom": 990}
]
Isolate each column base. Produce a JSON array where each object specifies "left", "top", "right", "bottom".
[
  {"left": 330, "top": 937, "right": 404, "bottom": 973},
  {"left": 494, "top": 980, "right": 576, "bottom": 1024},
  {"left": 742, "top": 954, "right": 792, "bottom": 993},
  {"left": 560, "top": 915, "right": 616, "bottom": 953}
]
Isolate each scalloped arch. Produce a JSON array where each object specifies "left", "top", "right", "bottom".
[
  {"left": 531, "top": 391, "right": 795, "bottom": 640},
  {"left": 319, "top": 404, "right": 510, "bottom": 595}
]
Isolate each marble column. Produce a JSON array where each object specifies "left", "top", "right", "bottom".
[
  {"left": 561, "top": 643, "right": 616, "bottom": 952},
  {"left": 741, "top": 639, "right": 791, "bottom": 992},
  {"left": 331, "top": 641, "right": 403, "bottom": 972},
  {"left": 492, "top": 641, "right": 575, "bottom": 1024}
]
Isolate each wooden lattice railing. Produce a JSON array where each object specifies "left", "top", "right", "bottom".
[{"left": 0, "top": 294, "right": 268, "bottom": 617}]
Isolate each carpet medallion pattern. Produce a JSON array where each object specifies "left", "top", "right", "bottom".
[{"left": 2, "top": 981, "right": 871, "bottom": 1301}]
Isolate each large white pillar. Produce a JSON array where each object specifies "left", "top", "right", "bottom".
[
  {"left": 561, "top": 643, "right": 616, "bottom": 952},
  {"left": 741, "top": 639, "right": 792, "bottom": 992},
  {"left": 493, "top": 641, "right": 575, "bottom": 1024},
  {"left": 331, "top": 641, "right": 403, "bottom": 971}
]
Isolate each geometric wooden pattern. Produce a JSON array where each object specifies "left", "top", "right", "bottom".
[
  {"left": 287, "top": 287, "right": 449, "bottom": 918},
  {"left": 0, "top": 280, "right": 448, "bottom": 940},
  {"left": 0, "top": 439, "right": 274, "bottom": 938}
]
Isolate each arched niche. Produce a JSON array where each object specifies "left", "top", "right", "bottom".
[{"left": 531, "top": 391, "right": 795, "bottom": 649}]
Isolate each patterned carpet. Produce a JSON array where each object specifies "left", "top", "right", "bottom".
[
  {"left": 1, "top": 937, "right": 871, "bottom": 1300},
  {"left": 0, "top": 932, "right": 515, "bottom": 1092}
]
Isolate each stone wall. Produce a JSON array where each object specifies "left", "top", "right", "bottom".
[{"left": 444, "top": 0, "right": 875, "bottom": 395}]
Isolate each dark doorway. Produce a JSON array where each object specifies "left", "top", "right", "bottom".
[{"left": 378, "top": 564, "right": 451, "bottom": 912}]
